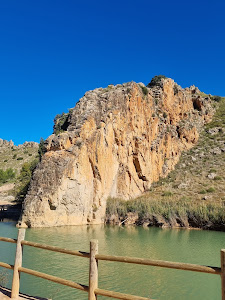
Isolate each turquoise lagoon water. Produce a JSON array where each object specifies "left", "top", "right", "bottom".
[{"left": 0, "top": 222, "right": 224, "bottom": 300}]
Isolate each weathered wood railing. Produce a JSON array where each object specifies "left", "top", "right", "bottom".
[{"left": 0, "top": 229, "right": 225, "bottom": 300}]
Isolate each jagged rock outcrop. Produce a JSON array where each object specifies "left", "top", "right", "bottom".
[
  {"left": 0, "top": 139, "right": 14, "bottom": 147},
  {"left": 0, "top": 139, "right": 38, "bottom": 150},
  {"left": 19, "top": 77, "right": 214, "bottom": 227}
]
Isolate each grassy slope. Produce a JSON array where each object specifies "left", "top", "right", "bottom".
[
  {"left": 0, "top": 144, "right": 39, "bottom": 203},
  {"left": 0, "top": 145, "right": 38, "bottom": 174},
  {"left": 106, "top": 98, "right": 225, "bottom": 230}
]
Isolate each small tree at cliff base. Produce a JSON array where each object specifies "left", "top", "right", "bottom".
[
  {"left": 14, "top": 159, "right": 38, "bottom": 203},
  {"left": 38, "top": 137, "right": 47, "bottom": 161}
]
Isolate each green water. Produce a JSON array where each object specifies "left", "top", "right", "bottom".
[{"left": 0, "top": 222, "right": 224, "bottom": 300}]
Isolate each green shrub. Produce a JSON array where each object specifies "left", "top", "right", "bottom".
[
  {"left": 38, "top": 137, "right": 46, "bottom": 161},
  {"left": 162, "top": 191, "right": 173, "bottom": 197},
  {"left": 206, "top": 187, "right": 215, "bottom": 193},
  {"left": 17, "top": 157, "right": 23, "bottom": 160},
  {"left": 5, "top": 168, "right": 15, "bottom": 179},
  {"left": 141, "top": 86, "right": 148, "bottom": 95},
  {"left": 0, "top": 168, "right": 16, "bottom": 184},
  {"left": 163, "top": 112, "right": 168, "bottom": 118},
  {"left": 19, "top": 160, "right": 38, "bottom": 181},
  {"left": 13, "top": 154, "right": 17, "bottom": 159},
  {"left": 205, "top": 96, "right": 225, "bottom": 128},
  {"left": 147, "top": 75, "right": 167, "bottom": 88},
  {"left": 15, "top": 159, "right": 38, "bottom": 203},
  {"left": 213, "top": 96, "right": 222, "bottom": 102},
  {"left": 199, "top": 190, "right": 207, "bottom": 194},
  {"left": 54, "top": 112, "right": 69, "bottom": 135}
]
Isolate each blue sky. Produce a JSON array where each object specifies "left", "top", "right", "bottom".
[{"left": 0, "top": 0, "right": 224, "bottom": 145}]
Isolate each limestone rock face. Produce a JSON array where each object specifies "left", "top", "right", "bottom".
[{"left": 20, "top": 78, "right": 214, "bottom": 227}]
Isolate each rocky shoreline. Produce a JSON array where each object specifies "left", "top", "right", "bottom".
[
  {"left": 1, "top": 198, "right": 224, "bottom": 231},
  {"left": 105, "top": 212, "right": 225, "bottom": 231}
]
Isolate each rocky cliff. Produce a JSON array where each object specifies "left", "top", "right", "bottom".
[{"left": 19, "top": 77, "right": 214, "bottom": 227}]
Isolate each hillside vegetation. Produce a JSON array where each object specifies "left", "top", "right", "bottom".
[
  {"left": 106, "top": 96, "right": 225, "bottom": 230},
  {"left": 0, "top": 141, "right": 39, "bottom": 206},
  {"left": 0, "top": 142, "right": 38, "bottom": 173}
]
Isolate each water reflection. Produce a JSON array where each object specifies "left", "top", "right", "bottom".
[{"left": 0, "top": 223, "right": 224, "bottom": 300}]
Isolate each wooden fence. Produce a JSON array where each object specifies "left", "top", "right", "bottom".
[{"left": 0, "top": 229, "right": 225, "bottom": 300}]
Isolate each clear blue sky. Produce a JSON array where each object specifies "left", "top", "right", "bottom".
[{"left": 0, "top": 0, "right": 224, "bottom": 145}]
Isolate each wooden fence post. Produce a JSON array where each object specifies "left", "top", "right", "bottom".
[
  {"left": 88, "top": 240, "right": 98, "bottom": 300},
  {"left": 221, "top": 249, "right": 225, "bottom": 300},
  {"left": 11, "top": 229, "right": 26, "bottom": 299}
]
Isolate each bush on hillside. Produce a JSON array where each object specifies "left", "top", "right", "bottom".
[
  {"left": 0, "top": 168, "right": 15, "bottom": 184},
  {"left": 212, "top": 96, "right": 222, "bottom": 102},
  {"left": 141, "top": 86, "right": 148, "bottom": 95},
  {"left": 15, "top": 159, "right": 38, "bottom": 203},
  {"left": 54, "top": 112, "right": 69, "bottom": 135},
  {"left": 38, "top": 137, "right": 47, "bottom": 161}
]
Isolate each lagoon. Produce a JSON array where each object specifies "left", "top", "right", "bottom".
[{"left": 0, "top": 222, "right": 224, "bottom": 300}]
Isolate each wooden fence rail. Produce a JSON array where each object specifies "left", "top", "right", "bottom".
[
  {"left": 0, "top": 229, "right": 225, "bottom": 300},
  {"left": 11, "top": 228, "right": 25, "bottom": 299}
]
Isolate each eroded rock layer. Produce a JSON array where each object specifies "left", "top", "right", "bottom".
[{"left": 20, "top": 78, "right": 214, "bottom": 227}]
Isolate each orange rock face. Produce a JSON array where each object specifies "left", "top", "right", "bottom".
[{"left": 20, "top": 78, "right": 214, "bottom": 227}]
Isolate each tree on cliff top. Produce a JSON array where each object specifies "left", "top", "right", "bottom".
[{"left": 147, "top": 75, "right": 167, "bottom": 88}]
